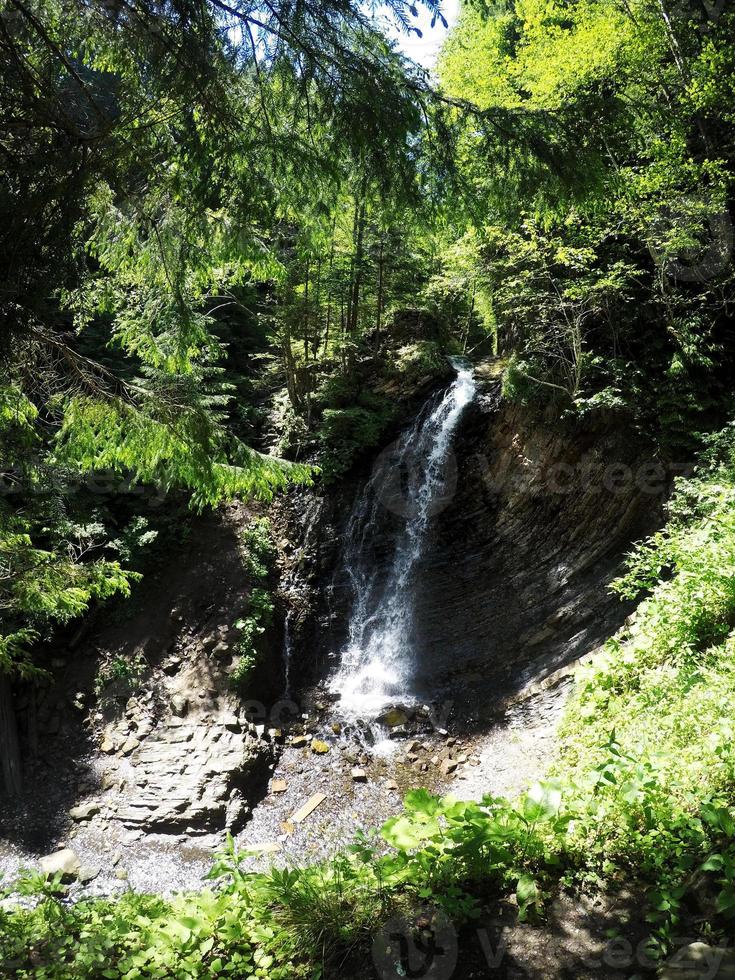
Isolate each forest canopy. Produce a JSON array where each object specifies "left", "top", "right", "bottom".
[{"left": 2, "top": 0, "right": 735, "bottom": 731}]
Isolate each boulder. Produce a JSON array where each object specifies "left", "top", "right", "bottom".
[
  {"left": 69, "top": 801, "right": 100, "bottom": 822},
  {"left": 171, "top": 695, "right": 188, "bottom": 717},
  {"left": 660, "top": 943, "right": 735, "bottom": 980},
  {"left": 381, "top": 707, "right": 408, "bottom": 728},
  {"left": 78, "top": 866, "right": 100, "bottom": 885},
  {"left": 40, "top": 848, "right": 80, "bottom": 881}
]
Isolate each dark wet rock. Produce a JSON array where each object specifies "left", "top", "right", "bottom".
[
  {"left": 380, "top": 708, "right": 409, "bottom": 728},
  {"left": 291, "top": 384, "right": 665, "bottom": 726}
]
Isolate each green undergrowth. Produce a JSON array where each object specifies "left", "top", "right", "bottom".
[
  {"left": 230, "top": 518, "right": 276, "bottom": 692},
  {"left": 4, "top": 426, "right": 735, "bottom": 975},
  {"left": 310, "top": 341, "right": 451, "bottom": 480}
]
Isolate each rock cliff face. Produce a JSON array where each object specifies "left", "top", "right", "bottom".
[
  {"left": 1, "top": 502, "right": 279, "bottom": 850},
  {"left": 287, "top": 377, "right": 666, "bottom": 724}
]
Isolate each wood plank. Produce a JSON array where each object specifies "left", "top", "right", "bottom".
[
  {"left": 290, "top": 792, "right": 326, "bottom": 823},
  {"left": 245, "top": 842, "right": 282, "bottom": 854}
]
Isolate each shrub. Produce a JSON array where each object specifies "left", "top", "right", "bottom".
[
  {"left": 317, "top": 395, "right": 396, "bottom": 479},
  {"left": 231, "top": 518, "right": 276, "bottom": 692}
]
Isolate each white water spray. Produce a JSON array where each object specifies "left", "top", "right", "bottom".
[{"left": 330, "top": 360, "right": 476, "bottom": 721}]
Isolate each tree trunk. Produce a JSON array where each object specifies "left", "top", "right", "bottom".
[
  {"left": 376, "top": 235, "right": 385, "bottom": 340},
  {"left": 303, "top": 258, "right": 310, "bottom": 363},
  {"left": 0, "top": 674, "right": 22, "bottom": 796},
  {"left": 348, "top": 195, "right": 367, "bottom": 337}
]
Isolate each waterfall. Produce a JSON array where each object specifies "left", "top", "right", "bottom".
[
  {"left": 330, "top": 359, "right": 476, "bottom": 721},
  {"left": 282, "top": 610, "right": 293, "bottom": 699}
]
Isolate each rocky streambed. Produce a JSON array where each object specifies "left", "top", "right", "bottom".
[{"left": 0, "top": 673, "right": 566, "bottom": 896}]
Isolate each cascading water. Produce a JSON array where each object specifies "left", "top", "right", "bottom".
[{"left": 330, "top": 359, "right": 476, "bottom": 722}]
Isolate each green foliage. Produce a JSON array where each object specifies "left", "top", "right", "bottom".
[
  {"left": 56, "top": 396, "right": 313, "bottom": 511},
  {"left": 230, "top": 519, "right": 276, "bottom": 691},
  {"left": 94, "top": 653, "right": 147, "bottom": 702},
  {"left": 554, "top": 422, "right": 735, "bottom": 949},
  {"left": 438, "top": 0, "right": 735, "bottom": 428},
  {"left": 0, "top": 864, "right": 306, "bottom": 980},
  {"left": 0, "top": 502, "right": 135, "bottom": 679},
  {"left": 382, "top": 341, "right": 451, "bottom": 386},
  {"left": 242, "top": 518, "right": 277, "bottom": 581},
  {"left": 317, "top": 397, "right": 397, "bottom": 480}
]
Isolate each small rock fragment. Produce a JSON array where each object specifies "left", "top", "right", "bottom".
[
  {"left": 171, "top": 695, "right": 188, "bottom": 717},
  {"left": 246, "top": 842, "right": 282, "bottom": 854},
  {"left": 351, "top": 768, "right": 367, "bottom": 783}
]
